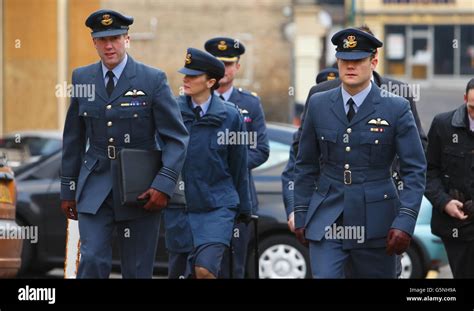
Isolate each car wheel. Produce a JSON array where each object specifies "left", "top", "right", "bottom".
[
  {"left": 248, "top": 234, "right": 310, "bottom": 279},
  {"left": 400, "top": 245, "right": 424, "bottom": 279}
]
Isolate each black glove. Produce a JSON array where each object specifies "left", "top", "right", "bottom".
[
  {"left": 236, "top": 213, "right": 252, "bottom": 225},
  {"left": 463, "top": 200, "right": 474, "bottom": 220}
]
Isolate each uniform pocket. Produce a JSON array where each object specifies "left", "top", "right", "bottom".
[
  {"left": 316, "top": 128, "right": 338, "bottom": 160},
  {"left": 78, "top": 104, "right": 100, "bottom": 136},
  {"left": 360, "top": 132, "right": 394, "bottom": 165},
  {"left": 364, "top": 180, "right": 398, "bottom": 239},
  {"left": 305, "top": 178, "right": 331, "bottom": 227}
]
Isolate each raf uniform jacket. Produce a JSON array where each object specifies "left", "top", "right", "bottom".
[
  {"left": 60, "top": 55, "right": 189, "bottom": 221},
  {"left": 294, "top": 71, "right": 427, "bottom": 154},
  {"left": 294, "top": 83, "right": 426, "bottom": 249},
  {"left": 178, "top": 95, "right": 251, "bottom": 216},
  {"left": 425, "top": 104, "right": 474, "bottom": 240},
  {"left": 282, "top": 71, "right": 427, "bottom": 219},
  {"left": 229, "top": 88, "right": 269, "bottom": 213}
]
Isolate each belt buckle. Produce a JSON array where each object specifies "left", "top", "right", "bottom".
[
  {"left": 344, "top": 170, "right": 352, "bottom": 185},
  {"left": 107, "top": 145, "right": 116, "bottom": 159}
]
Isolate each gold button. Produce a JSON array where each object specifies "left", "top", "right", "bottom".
[
  {"left": 346, "top": 128, "right": 352, "bottom": 134},
  {"left": 106, "top": 105, "right": 112, "bottom": 110},
  {"left": 345, "top": 146, "right": 351, "bottom": 152},
  {"left": 107, "top": 121, "right": 112, "bottom": 127},
  {"left": 134, "top": 113, "right": 138, "bottom": 118},
  {"left": 375, "top": 140, "right": 379, "bottom": 144},
  {"left": 83, "top": 112, "right": 88, "bottom": 116},
  {"left": 384, "top": 194, "right": 388, "bottom": 199},
  {"left": 344, "top": 164, "right": 350, "bottom": 170},
  {"left": 109, "top": 138, "right": 114, "bottom": 143}
]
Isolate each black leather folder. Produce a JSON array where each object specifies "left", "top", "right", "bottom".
[{"left": 117, "top": 148, "right": 162, "bottom": 206}]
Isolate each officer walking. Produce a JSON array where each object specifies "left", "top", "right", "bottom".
[
  {"left": 425, "top": 78, "right": 474, "bottom": 278},
  {"left": 177, "top": 48, "right": 251, "bottom": 279},
  {"left": 60, "top": 10, "right": 189, "bottom": 278},
  {"left": 204, "top": 37, "right": 269, "bottom": 278},
  {"left": 294, "top": 28, "right": 426, "bottom": 278}
]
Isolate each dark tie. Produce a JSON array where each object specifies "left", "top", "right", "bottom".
[
  {"left": 219, "top": 94, "right": 225, "bottom": 101},
  {"left": 193, "top": 106, "right": 202, "bottom": 120},
  {"left": 347, "top": 98, "right": 356, "bottom": 122},
  {"left": 106, "top": 71, "right": 115, "bottom": 97}
]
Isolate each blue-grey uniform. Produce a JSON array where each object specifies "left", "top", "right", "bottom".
[
  {"left": 206, "top": 37, "right": 270, "bottom": 278},
  {"left": 177, "top": 48, "right": 251, "bottom": 278},
  {"left": 294, "top": 29, "right": 426, "bottom": 278},
  {"left": 60, "top": 10, "right": 188, "bottom": 278}
]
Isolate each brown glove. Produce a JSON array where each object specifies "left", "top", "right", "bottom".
[
  {"left": 295, "top": 228, "right": 309, "bottom": 247},
  {"left": 386, "top": 228, "right": 411, "bottom": 256},
  {"left": 61, "top": 200, "right": 78, "bottom": 220},
  {"left": 137, "top": 188, "right": 169, "bottom": 212}
]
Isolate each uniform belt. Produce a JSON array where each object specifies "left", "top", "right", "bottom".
[
  {"left": 322, "top": 165, "right": 391, "bottom": 185},
  {"left": 88, "top": 142, "right": 156, "bottom": 160}
]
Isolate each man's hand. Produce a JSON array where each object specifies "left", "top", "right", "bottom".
[
  {"left": 444, "top": 199, "right": 468, "bottom": 220},
  {"left": 386, "top": 228, "right": 411, "bottom": 256},
  {"left": 61, "top": 200, "right": 78, "bottom": 220},
  {"left": 295, "top": 227, "right": 308, "bottom": 247},
  {"left": 137, "top": 188, "right": 169, "bottom": 212},
  {"left": 287, "top": 212, "right": 295, "bottom": 233}
]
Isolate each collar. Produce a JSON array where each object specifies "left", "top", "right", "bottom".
[
  {"left": 102, "top": 53, "right": 128, "bottom": 80},
  {"left": 215, "top": 86, "right": 234, "bottom": 101},
  {"left": 341, "top": 81, "right": 373, "bottom": 111},
  {"left": 451, "top": 104, "right": 468, "bottom": 128},
  {"left": 469, "top": 113, "right": 474, "bottom": 132},
  {"left": 179, "top": 95, "right": 227, "bottom": 126},
  {"left": 192, "top": 95, "right": 212, "bottom": 115}
]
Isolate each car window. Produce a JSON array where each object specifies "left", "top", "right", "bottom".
[
  {"left": 254, "top": 140, "right": 290, "bottom": 172},
  {"left": 0, "top": 137, "right": 61, "bottom": 169}
]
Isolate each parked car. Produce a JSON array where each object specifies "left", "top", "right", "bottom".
[
  {"left": 9, "top": 125, "right": 447, "bottom": 278},
  {"left": 0, "top": 154, "right": 23, "bottom": 278}
]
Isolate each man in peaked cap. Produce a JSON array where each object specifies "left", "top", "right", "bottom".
[
  {"left": 60, "top": 9, "right": 189, "bottom": 278},
  {"left": 293, "top": 28, "right": 426, "bottom": 278},
  {"left": 205, "top": 37, "right": 269, "bottom": 278},
  {"left": 316, "top": 68, "right": 339, "bottom": 85}
]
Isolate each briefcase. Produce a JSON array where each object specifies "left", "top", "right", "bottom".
[{"left": 117, "top": 148, "right": 162, "bottom": 206}]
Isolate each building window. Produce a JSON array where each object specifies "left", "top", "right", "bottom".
[
  {"left": 460, "top": 25, "right": 474, "bottom": 75},
  {"left": 385, "top": 25, "right": 406, "bottom": 76},
  {"left": 434, "top": 25, "right": 454, "bottom": 75}
]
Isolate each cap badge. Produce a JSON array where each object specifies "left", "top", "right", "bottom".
[
  {"left": 327, "top": 72, "right": 336, "bottom": 80},
  {"left": 101, "top": 14, "right": 113, "bottom": 26},
  {"left": 218, "top": 40, "right": 228, "bottom": 51},
  {"left": 185, "top": 53, "right": 192, "bottom": 65},
  {"left": 343, "top": 35, "right": 357, "bottom": 49}
]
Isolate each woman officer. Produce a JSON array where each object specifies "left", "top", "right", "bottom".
[{"left": 175, "top": 48, "right": 251, "bottom": 279}]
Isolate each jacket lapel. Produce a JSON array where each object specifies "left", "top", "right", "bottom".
[
  {"left": 348, "top": 84, "right": 379, "bottom": 127},
  {"left": 109, "top": 55, "right": 135, "bottom": 103},
  {"left": 91, "top": 62, "right": 108, "bottom": 102},
  {"left": 330, "top": 87, "right": 349, "bottom": 126}
]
